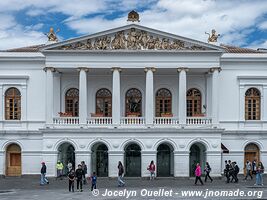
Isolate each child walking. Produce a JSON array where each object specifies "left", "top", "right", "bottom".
[{"left": 90, "top": 172, "right": 97, "bottom": 191}]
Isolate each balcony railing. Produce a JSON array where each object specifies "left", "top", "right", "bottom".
[
  {"left": 154, "top": 117, "right": 179, "bottom": 125},
  {"left": 53, "top": 117, "right": 79, "bottom": 125},
  {"left": 87, "top": 117, "right": 112, "bottom": 125},
  {"left": 186, "top": 117, "right": 212, "bottom": 125},
  {"left": 52, "top": 116, "right": 213, "bottom": 127},
  {"left": 120, "top": 117, "right": 145, "bottom": 125}
]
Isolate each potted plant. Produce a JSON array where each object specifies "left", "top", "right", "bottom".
[{"left": 161, "top": 112, "right": 173, "bottom": 117}]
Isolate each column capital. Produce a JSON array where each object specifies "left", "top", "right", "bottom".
[
  {"left": 43, "top": 67, "right": 56, "bottom": 72},
  {"left": 111, "top": 67, "right": 122, "bottom": 72},
  {"left": 209, "top": 67, "right": 222, "bottom": 73},
  {"left": 77, "top": 67, "right": 89, "bottom": 72},
  {"left": 177, "top": 67, "right": 189, "bottom": 72},
  {"left": 144, "top": 67, "right": 156, "bottom": 73}
]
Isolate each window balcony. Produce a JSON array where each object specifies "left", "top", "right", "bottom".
[
  {"left": 186, "top": 117, "right": 212, "bottom": 126},
  {"left": 154, "top": 117, "right": 179, "bottom": 125}
]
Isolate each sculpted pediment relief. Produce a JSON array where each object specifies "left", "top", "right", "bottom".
[{"left": 44, "top": 25, "right": 223, "bottom": 52}]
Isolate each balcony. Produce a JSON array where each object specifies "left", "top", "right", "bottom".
[{"left": 52, "top": 116, "right": 213, "bottom": 127}]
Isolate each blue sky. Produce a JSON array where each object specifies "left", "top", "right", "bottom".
[{"left": 1, "top": 0, "right": 267, "bottom": 50}]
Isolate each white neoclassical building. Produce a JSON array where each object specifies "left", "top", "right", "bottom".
[{"left": 0, "top": 14, "right": 267, "bottom": 178}]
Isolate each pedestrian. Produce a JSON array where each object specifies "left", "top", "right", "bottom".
[
  {"left": 56, "top": 160, "right": 64, "bottom": 180},
  {"left": 81, "top": 161, "right": 87, "bottom": 184},
  {"left": 118, "top": 161, "right": 125, "bottom": 187},
  {"left": 204, "top": 162, "right": 213, "bottom": 182},
  {"left": 223, "top": 160, "right": 228, "bottom": 176},
  {"left": 90, "top": 172, "right": 97, "bottom": 191},
  {"left": 225, "top": 160, "right": 230, "bottom": 183},
  {"left": 40, "top": 162, "right": 49, "bottom": 185},
  {"left": 255, "top": 162, "right": 264, "bottom": 186},
  {"left": 75, "top": 164, "right": 84, "bottom": 192},
  {"left": 244, "top": 160, "right": 253, "bottom": 180},
  {"left": 194, "top": 163, "right": 203, "bottom": 185},
  {"left": 231, "top": 162, "right": 239, "bottom": 183},
  {"left": 68, "top": 169, "right": 75, "bottom": 192},
  {"left": 147, "top": 160, "right": 156, "bottom": 180},
  {"left": 67, "top": 161, "right": 73, "bottom": 172},
  {"left": 252, "top": 160, "right": 257, "bottom": 175}
]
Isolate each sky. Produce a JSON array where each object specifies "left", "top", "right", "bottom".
[{"left": 1, "top": 0, "right": 267, "bottom": 50}]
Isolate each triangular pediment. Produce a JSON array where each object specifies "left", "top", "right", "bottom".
[{"left": 41, "top": 24, "right": 224, "bottom": 52}]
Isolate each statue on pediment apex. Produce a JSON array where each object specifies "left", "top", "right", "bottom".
[{"left": 127, "top": 10, "right": 140, "bottom": 22}]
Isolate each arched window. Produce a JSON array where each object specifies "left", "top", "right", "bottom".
[
  {"left": 5, "top": 87, "right": 21, "bottom": 120},
  {"left": 125, "top": 88, "right": 142, "bottom": 116},
  {"left": 65, "top": 88, "right": 79, "bottom": 117},
  {"left": 156, "top": 88, "right": 172, "bottom": 117},
  {"left": 96, "top": 88, "right": 112, "bottom": 117},
  {"left": 245, "top": 88, "right": 260, "bottom": 120},
  {"left": 186, "top": 88, "right": 202, "bottom": 117}
]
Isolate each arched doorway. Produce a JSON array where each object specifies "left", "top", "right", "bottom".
[
  {"left": 189, "top": 143, "right": 206, "bottom": 177},
  {"left": 157, "top": 143, "right": 174, "bottom": 177},
  {"left": 91, "top": 143, "right": 109, "bottom": 177},
  {"left": 6, "top": 143, "right": 22, "bottom": 176},
  {"left": 244, "top": 143, "right": 260, "bottom": 168},
  {"left": 58, "top": 143, "right": 75, "bottom": 175},
  {"left": 125, "top": 143, "right": 141, "bottom": 177}
]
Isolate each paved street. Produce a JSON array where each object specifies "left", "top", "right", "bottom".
[{"left": 0, "top": 176, "right": 266, "bottom": 200}]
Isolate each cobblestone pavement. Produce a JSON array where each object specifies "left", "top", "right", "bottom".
[{"left": 0, "top": 176, "right": 266, "bottom": 200}]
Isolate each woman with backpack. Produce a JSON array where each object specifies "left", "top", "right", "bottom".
[
  {"left": 147, "top": 160, "right": 156, "bottom": 180},
  {"left": 204, "top": 162, "right": 213, "bottom": 182}
]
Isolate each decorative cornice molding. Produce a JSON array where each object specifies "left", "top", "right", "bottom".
[{"left": 177, "top": 67, "right": 189, "bottom": 72}]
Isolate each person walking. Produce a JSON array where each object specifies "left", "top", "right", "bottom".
[
  {"left": 244, "top": 160, "right": 253, "bottom": 180},
  {"left": 147, "top": 160, "right": 156, "bottom": 180},
  {"left": 56, "top": 161, "right": 64, "bottom": 180},
  {"left": 68, "top": 169, "right": 75, "bottom": 192},
  {"left": 75, "top": 164, "right": 84, "bottom": 192},
  {"left": 81, "top": 161, "right": 87, "bottom": 184},
  {"left": 204, "top": 162, "right": 213, "bottom": 182},
  {"left": 90, "top": 172, "right": 97, "bottom": 191},
  {"left": 231, "top": 162, "right": 239, "bottom": 183},
  {"left": 40, "top": 162, "right": 49, "bottom": 185},
  {"left": 252, "top": 160, "right": 257, "bottom": 175},
  {"left": 194, "top": 163, "right": 203, "bottom": 185},
  {"left": 225, "top": 160, "right": 231, "bottom": 183},
  {"left": 255, "top": 162, "right": 264, "bottom": 186},
  {"left": 67, "top": 161, "right": 73, "bottom": 173},
  {"left": 118, "top": 161, "right": 125, "bottom": 187}
]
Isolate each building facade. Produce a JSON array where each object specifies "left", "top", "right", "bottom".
[{"left": 0, "top": 23, "right": 266, "bottom": 178}]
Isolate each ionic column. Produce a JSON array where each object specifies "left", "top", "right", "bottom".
[
  {"left": 44, "top": 67, "right": 55, "bottom": 124},
  {"left": 78, "top": 67, "right": 88, "bottom": 125},
  {"left": 111, "top": 67, "right": 121, "bottom": 125},
  {"left": 145, "top": 67, "right": 156, "bottom": 126},
  {"left": 210, "top": 67, "right": 221, "bottom": 126},
  {"left": 177, "top": 67, "right": 188, "bottom": 126}
]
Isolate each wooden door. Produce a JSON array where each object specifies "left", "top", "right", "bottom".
[
  {"left": 244, "top": 143, "right": 259, "bottom": 175},
  {"left": 6, "top": 144, "right": 21, "bottom": 176}
]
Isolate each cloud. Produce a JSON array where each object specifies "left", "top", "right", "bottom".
[{"left": 1, "top": 0, "right": 267, "bottom": 49}]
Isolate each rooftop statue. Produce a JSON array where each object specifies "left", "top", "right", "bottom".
[
  {"left": 45, "top": 27, "right": 59, "bottom": 42},
  {"left": 205, "top": 29, "right": 220, "bottom": 43},
  {"left": 127, "top": 10, "right": 140, "bottom": 22}
]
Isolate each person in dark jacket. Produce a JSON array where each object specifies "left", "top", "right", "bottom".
[
  {"left": 204, "top": 162, "right": 213, "bottom": 182},
  {"left": 40, "top": 162, "right": 49, "bottom": 185},
  {"left": 230, "top": 162, "right": 239, "bottom": 183},
  {"left": 118, "top": 161, "right": 125, "bottom": 187},
  {"left": 225, "top": 160, "right": 230, "bottom": 183},
  {"left": 81, "top": 161, "right": 87, "bottom": 184},
  {"left": 75, "top": 164, "right": 84, "bottom": 192},
  {"left": 68, "top": 169, "right": 75, "bottom": 192}
]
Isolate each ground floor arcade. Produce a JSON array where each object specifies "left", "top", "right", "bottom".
[{"left": 0, "top": 129, "right": 265, "bottom": 177}]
